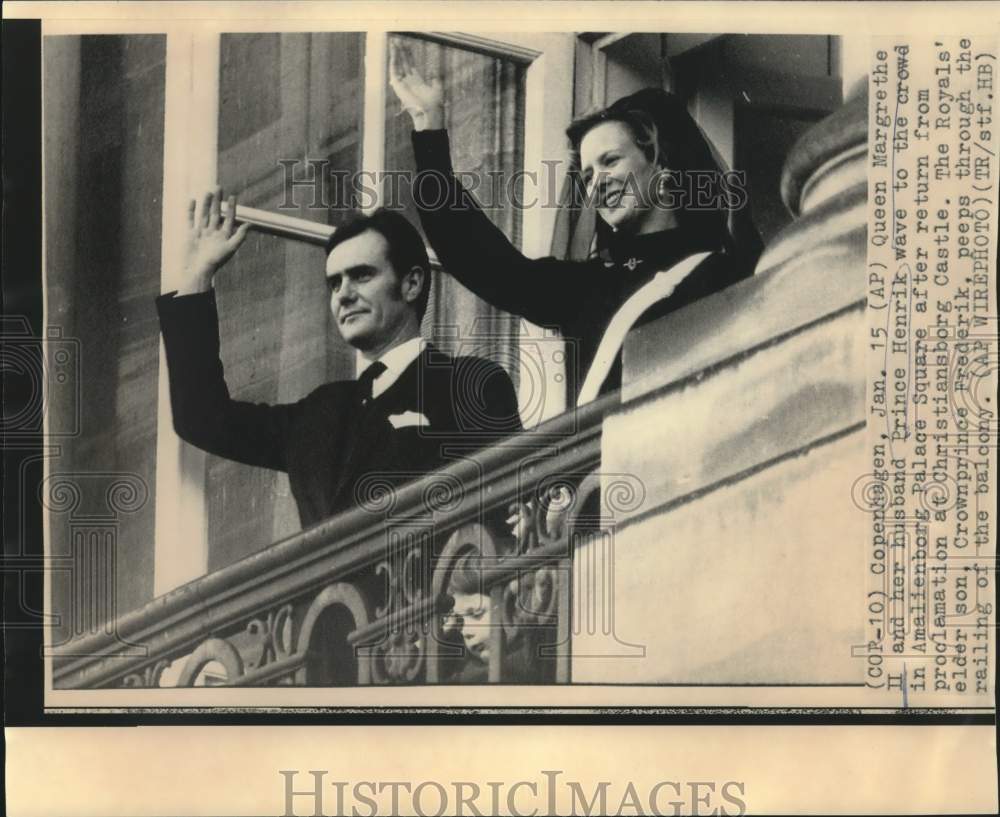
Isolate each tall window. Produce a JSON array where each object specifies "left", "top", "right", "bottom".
[{"left": 384, "top": 34, "right": 527, "bottom": 384}]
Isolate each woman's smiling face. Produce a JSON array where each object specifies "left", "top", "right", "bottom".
[{"left": 579, "top": 120, "right": 663, "bottom": 234}]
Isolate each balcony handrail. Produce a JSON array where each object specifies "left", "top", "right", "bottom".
[{"left": 52, "top": 388, "right": 614, "bottom": 688}]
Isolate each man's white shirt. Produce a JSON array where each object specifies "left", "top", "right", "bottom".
[{"left": 361, "top": 336, "right": 425, "bottom": 399}]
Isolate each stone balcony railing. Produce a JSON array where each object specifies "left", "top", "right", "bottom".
[{"left": 53, "top": 89, "right": 868, "bottom": 690}]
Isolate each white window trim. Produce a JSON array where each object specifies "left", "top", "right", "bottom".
[
  {"left": 513, "top": 34, "right": 576, "bottom": 423},
  {"left": 153, "top": 28, "right": 221, "bottom": 596}
]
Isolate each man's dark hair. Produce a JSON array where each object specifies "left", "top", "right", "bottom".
[{"left": 325, "top": 208, "right": 433, "bottom": 321}]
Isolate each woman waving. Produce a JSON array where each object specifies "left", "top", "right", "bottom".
[{"left": 390, "top": 42, "right": 761, "bottom": 401}]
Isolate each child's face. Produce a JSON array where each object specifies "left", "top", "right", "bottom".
[{"left": 449, "top": 592, "right": 492, "bottom": 663}]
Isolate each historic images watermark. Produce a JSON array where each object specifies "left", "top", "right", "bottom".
[
  {"left": 280, "top": 770, "right": 748, "bottom": 817},
  {"left": 277, "top": 161, "right": 749, "bottom": 216}
]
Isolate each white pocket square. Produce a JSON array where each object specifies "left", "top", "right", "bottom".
[{"left": 388, "top": 411, "right": 431, "bottom": 429}]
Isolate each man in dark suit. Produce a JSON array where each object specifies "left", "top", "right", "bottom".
[{"left": 156, "top": 190, "right": 522, "bottom": 530}]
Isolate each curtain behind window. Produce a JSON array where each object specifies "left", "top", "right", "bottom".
[{"left": 384, "top": 34, "right": 526, "bottom": 390}]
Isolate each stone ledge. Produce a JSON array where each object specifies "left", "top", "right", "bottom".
[
  {"left": 606, "top": 304, "right": 865, "bottom": 525},
  {"left": 623, "top": 184, "right": 866, "bottom": 407}
]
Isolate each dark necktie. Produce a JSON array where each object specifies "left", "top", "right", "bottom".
[{"left": 356, "top": 360, "right": 387, "bottom": 405}]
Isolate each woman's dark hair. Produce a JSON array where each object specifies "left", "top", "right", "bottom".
[
  {"left": 564, "top": 88, "right": 761, "bottom": 267},
  {"left": 325, "top": 208, "right": 432, "bottom": 321}
]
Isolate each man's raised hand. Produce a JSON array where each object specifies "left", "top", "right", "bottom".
[
  {"left": 178, "top": 188, "right": 251, "bottom": 295},
  {"left": 388, "top": 40, "right": 444, "bottom": 131}
]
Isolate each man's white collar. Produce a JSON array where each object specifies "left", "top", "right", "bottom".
[{"left": 360, "top": 336, "right": 425, "bottom": 399}]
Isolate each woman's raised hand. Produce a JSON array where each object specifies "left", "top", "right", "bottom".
[
  {"left": 178, "top": 188, "right": 250, "bottom": 295},
  {"left": 388, "top": 40, "right": 444, "bottom": 131}
]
